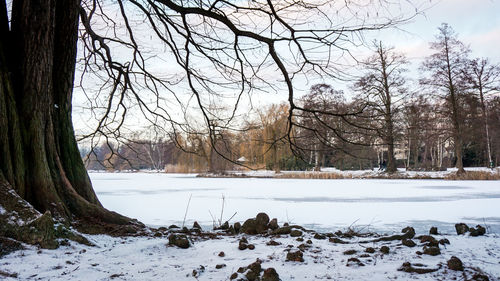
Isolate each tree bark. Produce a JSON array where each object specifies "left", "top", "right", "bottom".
[{"left": 0, "top": 0, "right": 141, "bottom": 238}]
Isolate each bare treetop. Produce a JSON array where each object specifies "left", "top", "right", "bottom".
[{"left": 77, "top": 0, "right": 422, "bottom": 144}]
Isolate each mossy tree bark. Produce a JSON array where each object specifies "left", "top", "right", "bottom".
[{"left": 0, "top": 0, "right": 139, "bottom": 236}]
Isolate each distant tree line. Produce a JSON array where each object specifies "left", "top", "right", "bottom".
[{"left": 82, "top": 24, "right": 500, "bottom": 173}]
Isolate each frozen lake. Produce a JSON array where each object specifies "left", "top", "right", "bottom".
[{"left": 90, "top": 172, "right": 500, "bottom": 234}]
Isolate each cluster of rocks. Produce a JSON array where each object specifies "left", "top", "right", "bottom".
[
  {"left": 229, "top": 260, "right": 279, "bottom": 281},
  {"left": 455, "top": 223, "right": 486, "bottom": 236},
  {"left": 240, "top": 213, "right": 278, "bottom": 235},
  {"left": 155, "top": 222, "right": 201, "bottom": 237},
  {"left": 238, "top": 237, "right": 255, "bottom": 250},
  {"left": 285, "top": 250, "right": 304, "bottom": 262},
  {"left": 163, "top": 213, "right": 492, "bottom": 280}
]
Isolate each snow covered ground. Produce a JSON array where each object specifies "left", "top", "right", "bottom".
[
  {"left": 1, "top": 229, "right": 499, "bottom": 280},
  {"left": 1, "top": 172, "right": 500, "bottom": 280},
  {"left": 89, "top": 172, "right": 500, "bottom": 234}
]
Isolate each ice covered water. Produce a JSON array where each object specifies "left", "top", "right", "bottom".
[{"left": 90, "top": 172, "right": 500, "bottom": 234}]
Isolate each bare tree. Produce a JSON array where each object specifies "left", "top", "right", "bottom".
[
  {"left": 420, "top": 23, "right": 469, "bottom": 174},
  {"left": 354, "top": 41, "right": 408, "bottom": 173},
  {"left": 298, "top": 84, "right": 346, "bottom": 170},
  {"left": 258, "top": 104, "right": 290, "bottom": 173},
  {"left": 462, "top": 58, "right": 500, "bottom": 168}
]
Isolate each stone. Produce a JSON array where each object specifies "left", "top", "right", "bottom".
[
  {"left": 429, "top": 227, "right": 438, "bottom": 235},
  {"left": 218, "top": 251, "right": 225, "bottom": 257},
  {"left": 266, "top": 240, "right": 281, "bottom": 246},
  {"left": 241, "top": 213, "right": 270, "bottom": 234},
  {"left": 27, "top": 211, "right": 58, "bottom": 249},
  {"left": 241, "top": 219, "right": 258, "bottom": 235},
  {"left": 290, "top": 230, "right": 303, "bottom": 237},
  {"left": 314, "top": 233, "right": 326, "bottom": 240},
  {"left": 273, "top": 226, "right": 292, "bottom": 235},
  {"left": 402, "top": 239, "right": 416, "bottom": 247},
  {"left": 455, "top": 223, "right": 469, "bottom": 235},
  {"left": 245, "top": 270, "right": 260, "bottom": 281},
  {"left": 247, "top": 260, "right": 262, "bottom": 273},
  {"left": 470, "top": 225, "right": 486, "bottom": 237},
  {"left": 423, "top": 246, "right": 440, "bottom": 256},
  {"left": 329, "top": 237, "right": 348, "bottom": 244},
  {"left": 343, "top": 249, "right": 357, "bottom": 255},
  {"left": 380, "top": 246, "right": 390, "bottom": 254},
  {"left": 365, "top": 247, "right": 376, "bottom": 253},
  {"left": 234, "top": 222, "right": 241, "bottom": 233},
  {"left": 255, "top": 213, "right": 270, "bottom": 233},
  {"left": 168, "top": 234, "right": 190, "bottom": 249},
  {"left": 401, "top": 226, "right": 416, "bottom": 239},
  {"left": 286, "top": 250, "right": 304, "bottom": 262},
  {"left": 238, "top": 241, "right": 248, "bottom": 250},
  {"left": 418, "top": 235, "right": 439, "bottom": 247},
  {"left": 398, "top": 262, "right": 439, "bottom": 274},
  {"left": 0, "top": 237, "right": 24, "bottom": 258},
  {"left": 226, "top": 226, "right": 236, "bottom": 235},
  {"left": 267, "top": 218, "right": 279, "bottom": 230},
  {"left": 262, "top": 268, "right": 279, "bottom": 281},
  {"left": 439, "top": 238, "right": 450, "bottom": 245},
  {"left": 447, "top": 256, "right": 463, "bottom": 271},
  {"left": 298, "top": 243, "right": 311, "bottom": 251},
  {"left": 472, "top": 273, "right": 490, "bottom": 281},
  {"left": 193, "top": 221, "right": 201, "bottom": 229},
  {"left": 247, "top": 244, "right": 255, "bottom": 250},
  {"left": 230, "top": 272, "right": 238, "bottom": 280},
  {"left": 216, "top": 264, "right": 226, "bottom": 269},
  {"left": 346, "top": 257, "right": 365, "bottom": 267},
  {"left": 0, "top": 270, "right": 17, "bottom": 279}
]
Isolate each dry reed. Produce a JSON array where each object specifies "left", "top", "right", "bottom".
[
  {"left": 445, "top": 171, "right": 500, "bottom": 180},
  {"left": 275, "top": 172, "right": 350, "bottom": 179}
]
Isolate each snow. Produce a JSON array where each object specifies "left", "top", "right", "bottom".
[
  {"left": 1, "top": 172, "right": 499, "bottom": 280},
  {"left": 89, "top": 172, "right": 500, "bottom": 233},
  {"left": 1, "top": 229, "right": 499, "bottom": 280},
  {"left": 0, "top": 205, "right": 6, "bottom": 215}
]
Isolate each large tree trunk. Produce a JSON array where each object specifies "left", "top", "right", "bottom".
[{"left": 0, "top": 0, "right": 141, "bottom": 241}]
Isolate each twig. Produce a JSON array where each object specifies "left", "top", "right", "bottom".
[
  {"left": 208, "top": 210, "right": 216, "bottom": 229},
  {"left": 227, "top": 212, "right": 237, "bottom": 223},
  {"left": 182, "top": 194, "right": 192, "bottom": 228},
  {"left": 219, "top": 194, "right": 225, "bottom": 226}
]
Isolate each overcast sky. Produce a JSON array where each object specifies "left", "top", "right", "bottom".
[{"left": 380, "top": 0, "right": 500, "bottom": 62}]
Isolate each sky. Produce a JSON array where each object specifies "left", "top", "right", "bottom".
[
  {"left": 72, "top": 0, "right": 500, "bottom": 136},
  {"left": 378, "top": 0, "right": 500, "bottom": 62}
]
